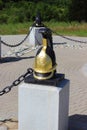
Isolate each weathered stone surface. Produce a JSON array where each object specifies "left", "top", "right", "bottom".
[{"left": 0, "top": 126, "right": 7, "bottom": 130}]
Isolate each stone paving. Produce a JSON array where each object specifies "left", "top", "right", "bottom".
[{"left": 0, "top": 35, "right": 87, "bottom": 130}]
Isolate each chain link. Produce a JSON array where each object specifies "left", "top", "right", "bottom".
[{"left": 0, "top": 68, "right": 33, "bottom": 96}]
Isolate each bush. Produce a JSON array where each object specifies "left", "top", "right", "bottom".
[
  {"left": 0, "top": 1, "right": 69, "bottom": 23},
  {"left": 0, "top": 0, "right": 3, "bottom": 9},
  {"left": 0, "top": 14, "right": 9, "bottom": 23},
  {"left": 69, "top": 0, "right": 87, "bottom": 22}
]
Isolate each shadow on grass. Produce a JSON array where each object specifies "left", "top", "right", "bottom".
[
  {"left": 69, "top": 114, "right": 87, "bottom": 130},
  {"left": 0, "top": 56, "right": 35, "bottom": 63}
]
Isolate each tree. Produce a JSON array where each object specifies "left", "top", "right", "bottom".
[
  {"left": 69, "top": 0, "right": 87, "bottom": 22},
  {"left": 0, "top": 0, "right": 3, "bottom": 9}
]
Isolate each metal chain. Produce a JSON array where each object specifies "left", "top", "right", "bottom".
[
  {"left": 52, "top": 30, "right": 87, "bottom": 44},
  {"left": 43, "top": 24, "right": 87, "bottom": 44},
  {"left": 0, "top": 69, "right": 33, "bottom": 125},
  {"left": 1, "top": 32, "right": 29, "bottom": 47},
  {"left": 0, "top": 68, "right": 33, "bottom": 96},
  {"left": 1, "top": 23, "right": 35, "bottom": 48}
]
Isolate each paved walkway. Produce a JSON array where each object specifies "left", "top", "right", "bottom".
[{"left": 0, "top": 35, "right": 87, "bottom": 130}]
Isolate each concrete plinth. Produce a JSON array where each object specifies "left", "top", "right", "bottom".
[
  {"left": 29, "top": 27, "right": 45, "bottom": 46},
  {"left": 19, "top": 79, "right": 70, "bottom": 130}
]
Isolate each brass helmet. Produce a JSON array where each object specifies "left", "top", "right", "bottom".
[{"left": 33, "top": 28, "right": 57, "bottom": 80}]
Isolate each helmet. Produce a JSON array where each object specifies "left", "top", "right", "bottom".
[{"left": 33, "top": 38, "right": 57, "bottom": 80}]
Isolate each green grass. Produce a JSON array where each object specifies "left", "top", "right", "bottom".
[
  {"left": 0, "top": 22, "right": 32, "bottom": 35},
  {"left": 46, "top": 21, "right": 87, "bottom": 37},
  {"left": 0, "top": 22, "right": 87, "bottom": 37}
]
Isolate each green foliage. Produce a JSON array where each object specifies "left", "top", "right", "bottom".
[
  {"left": 0, "top": 0, "right": 3, "bottom": 9},
  {"left": 0, "top": 1, "right": 69, "bottom": 24},
  {"left": 69, "top": 0, "right": 87, "bottom": 22},
  {"left": 0, "top": 13, "right": 9, "bottom": 23},
  {"left": 0, "top": 0, "right": 87, "bottom": 23}
]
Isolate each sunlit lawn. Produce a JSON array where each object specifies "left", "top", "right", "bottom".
[{"left": 0, "top": 22, "right": 87, "bottom": 36}]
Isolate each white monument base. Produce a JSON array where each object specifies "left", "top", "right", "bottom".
[
  {"left": 29, "top": 27, "right": 45, "bottom": 46},
  {"left": 19, "top": 79, "right": 70, "bottom": 130}
]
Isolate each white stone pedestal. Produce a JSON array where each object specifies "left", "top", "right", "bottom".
[
  {"left": 29, "top": 27, "right": 45, "bottom": 46},
  {"left": 19, "top": 79, "right": 70, "bottom": 130}
]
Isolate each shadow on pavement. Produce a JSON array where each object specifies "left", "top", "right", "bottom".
[
  {"left": 53, "top": 42, "right": 67, "bottom": 45},
  {"left": 0, "top": 56, "right": 35, "bottom": 63},
  {"left": 69, "top": 114, "right": 87, "bottom": 130}
]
